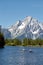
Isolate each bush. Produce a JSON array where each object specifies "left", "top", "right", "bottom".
[
  {"left": 13, "top": 38, "right": 22, "bottom": 46},
  {"left": 5, "top": 38, "right": 22, "bottom": 46},
  {"left": 0, "top": 33, "right": 5, "bottom": 48}
]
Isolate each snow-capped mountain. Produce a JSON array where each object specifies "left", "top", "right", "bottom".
[{"left": 8, "top": 16, "right": 43, "bottom": 39}]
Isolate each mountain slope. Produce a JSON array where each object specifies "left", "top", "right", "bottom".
[{"left": 8, "top": 16, "right": 43, "bottom": 39}]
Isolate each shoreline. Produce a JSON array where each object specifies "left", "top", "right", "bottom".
[{"left": 5, "top": 44, "right": 43, "bottom": 48}]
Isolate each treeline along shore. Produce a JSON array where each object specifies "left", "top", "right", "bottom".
[
  {"left": 0, "top": 32, "right": 43, "bottom": 47},
  {"left": 5, "top": 38, "right": 43, "bottom": 46}
]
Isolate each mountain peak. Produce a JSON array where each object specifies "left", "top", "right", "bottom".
[
  {"left": 2, "top": 16, "right": 43, "bottom": 39},
  {"left": 26, "top": 16, "right": 32, "bottom": 19},
  {"left": 24, "top": 16, "right": 32, "bottom": 21}
]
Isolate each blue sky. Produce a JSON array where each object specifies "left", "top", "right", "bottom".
[{"left": 0, "top": 0, "right": 43, "bottom": 28}]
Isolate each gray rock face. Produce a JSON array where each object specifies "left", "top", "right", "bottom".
[
  {"left": 1, "top": 29, "right": 11, "bottom": 39},
  {"left": 2, "top": 16, "right": 43, "bottom": 39}
]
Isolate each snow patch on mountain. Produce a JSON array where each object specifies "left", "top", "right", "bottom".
[
  {"left": 8, "top": 16, "right": 43, "bottom": 39},
  {"left": 1, "top": 16, "right": 43, "bottom": 39}
]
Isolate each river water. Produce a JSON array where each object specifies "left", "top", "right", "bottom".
[{"left": 0, "top": 46, "right": 43, "bottom": 65}]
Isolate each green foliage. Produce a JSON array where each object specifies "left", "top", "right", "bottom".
[
  {"left": 0, "top": 33, "right": 5, "bottom": 48},
  {"left": 5, "top": 38, "right": 43, "bottom": 46},
  {"left": 22, "top": 38, "right": 43, "bottom": 46},
  {"left": 5, "top": 39, "right": 12, "bottom": 45},
  {"left": 22, "top": 38, "right": 31, "bottom": 46},
  {"left": 5, "top": 38, "right": 22, "bottom": 46},
  {"left": 12, "top": 38, "right": 22, "bottom": 46}
]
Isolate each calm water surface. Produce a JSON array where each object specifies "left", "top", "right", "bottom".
[{"left": 0, "top": 46, "right": 43, "bottom": 65}]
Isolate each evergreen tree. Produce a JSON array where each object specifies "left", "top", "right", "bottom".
[
  {"left": 12, "top": 38, "right": 22, "bottom": 46},
  {"left": 0, "top": 33, "right": 5, "bottom": 48}
]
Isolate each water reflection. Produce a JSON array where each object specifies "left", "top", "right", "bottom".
[{"left": 0, "top": 46, "right": 43, "bottom": 65}]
